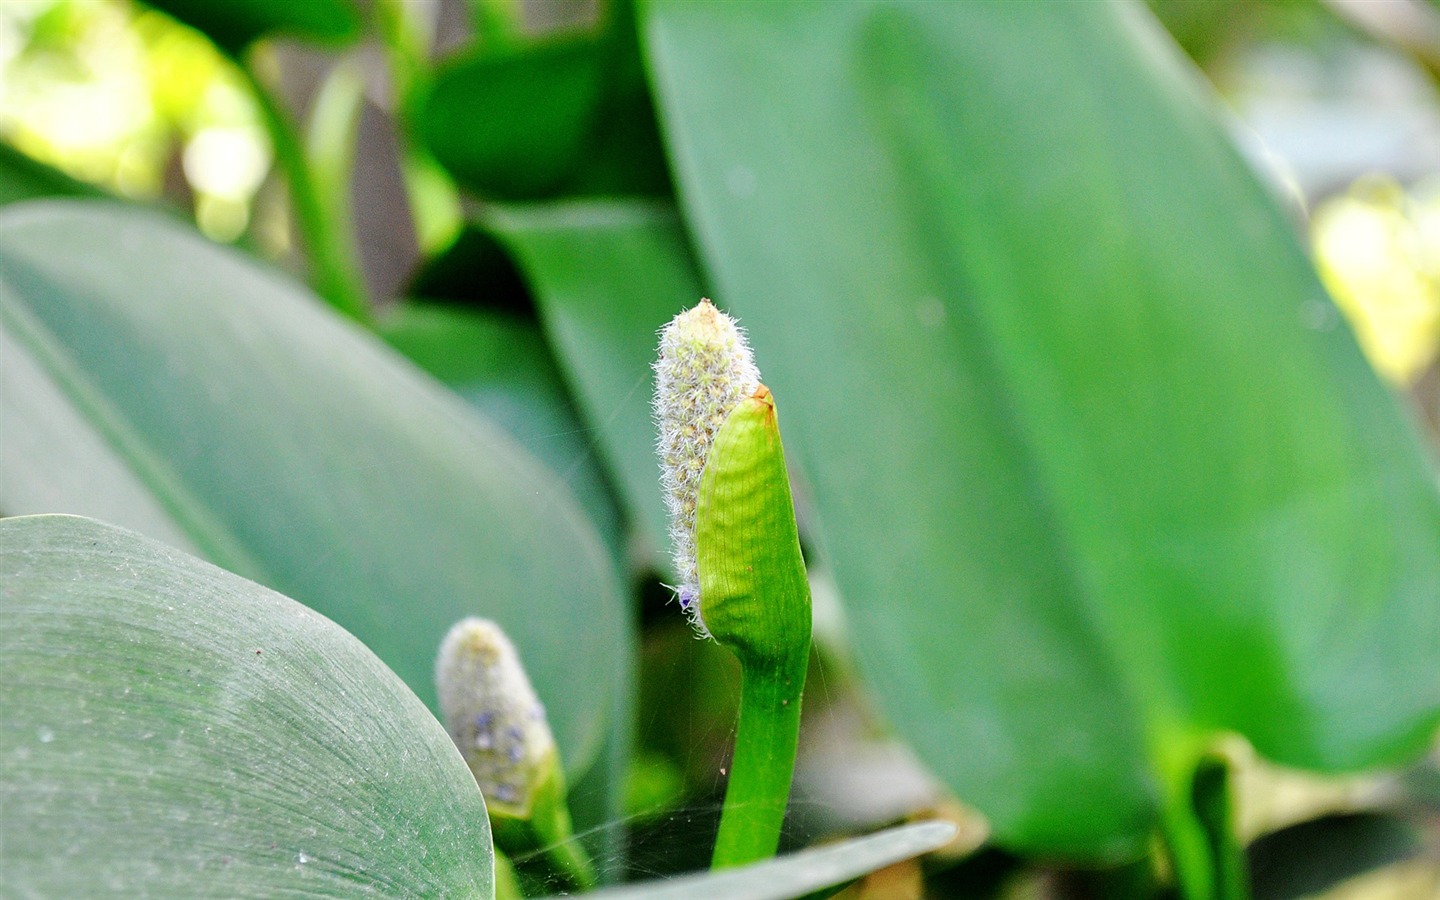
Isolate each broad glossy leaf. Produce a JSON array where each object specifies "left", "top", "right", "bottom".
[
  {"left": 572, "top": 821, "right": 955, "bottom": 900},
  {"left": 0, "top": 200, "right": 627, "bottom": 779},
  {"left": 0, "top": 515, "right": 493, "bottom": 897},
  {"left": 143, "top": 0, "right": 359, "bottom": 55},
  {"left": 487, "top": 201, "right": 702, "bottom": 570},
  {"left": 644, "top": 0, "right": 1440, "bottom": 857}
]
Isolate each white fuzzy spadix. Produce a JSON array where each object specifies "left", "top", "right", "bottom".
[
  {"left": 653, "top": 298, "right": 760, "bottom": 636},
  {"left": 435, "top": 618, "right": 556, "bottom": 817}
]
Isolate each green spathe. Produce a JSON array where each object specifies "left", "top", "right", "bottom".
[
  {"left": 696, "top": 386, "right": 811, "bottom": 664},
  {"left": 696, "top": 386, "right": 812, "bottom": 868}
]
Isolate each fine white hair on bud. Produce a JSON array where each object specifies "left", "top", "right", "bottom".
[
  {"left": 435, "top": 618, "right": 556, "bottom": 817},
  {"left": 654, "top": 298, "right": 760, "bottom": 637}
]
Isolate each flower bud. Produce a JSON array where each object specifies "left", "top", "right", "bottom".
[
  {"left": 436, "top": 618, "right": 595, "bottom": 888},
  {"left": 654, "top": 299, "right": 760, "bottom": 636},
  {"left": 436, "top": 618, "right": 557, "bottom": 817}
]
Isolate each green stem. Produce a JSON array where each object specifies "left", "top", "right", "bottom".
[
  {"left": 373, "top": 0, "right": 462, "bottom": 254},
  {"left": 1159, "top": 748, "right": 1249, "bottom": 900},
  {"left": 545, "top": 839, "right": 597, "bottom": 892},
  {"left": 238, "top": 53, "right": 369, "bottom": 322},
  {"left": 492, "top": 759, "right": 597, "bottom": 892},
  {"left": 1161, "top": 779, "right": 1216, "bottom": 900},
  {"left": 1190, "top": 755, "right": 1249, "bottom": 900},
  {"left": 711, "top": 647, "right": 808, "bottom": 869}
]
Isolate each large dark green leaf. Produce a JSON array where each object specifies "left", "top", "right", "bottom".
[
  {"left": 0, "top": 515, "right": 493, "bottom": 897},
  {"left": 422, "top": 38, "right": 604, "bottom": 200},
  {"left": 486, "top": 201, "right": 702, "bottom": 571},
  {"left": 142, "top": 0, "right": 359, "bottom": 55},
  {"left": 644, "top": 0, "right": 1440, "bottom": 857},
  {"left": 0, "top": 200, "right": 627, "bottom": 780}
]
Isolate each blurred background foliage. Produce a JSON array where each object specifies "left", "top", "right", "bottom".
[
  {"left": 1, "top": 0, "right": 1438, "bottom": 897},
  {"left": 2, "top": 0, "right": 1435, "bottom": 401}
]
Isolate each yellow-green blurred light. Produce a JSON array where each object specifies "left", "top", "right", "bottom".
[
  {"left": 0, "top": 0, "right": 271, "bottom": 242},
  {"left": 1312, "top": 174, "right": 1440, "bottom": 386}
]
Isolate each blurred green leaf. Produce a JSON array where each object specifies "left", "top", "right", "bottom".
[
  {"left": 644, "top": 0, "right": 1440, "bottom": 857},
  {"left": 142, "top": 0, "right": 360, "bottom": 55},
  {"left": 423, "top": 38, "right": 603, "bottom": 200},
  {"left": 0, "top": 143, "right": 103, "bottom": 207},
  {"left": 0, "top": 199, "right": 628, "bottom": 781},
  {"left": 467, "top": 0, "right": 526, "bottom": 48},
  {"left": 0, "top": 514, "right": 494, "bottom": 897},
  {"left": 487, "top": 201, "right": 703, "bottom": 572},
  {"left": 571, "top": 820, "right": 955, "bottom": 900},
  {"left": 420, "top": 4, "right": 669, "bottom": 201},
  {"left": 378, "top": 301, "right": 624, "bottom": 561},
  {"left": 1144, "top": 0, "right": 1249, "bottom": 65}
]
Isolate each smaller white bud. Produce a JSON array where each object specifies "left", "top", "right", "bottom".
[{"left": 435, "top": 618, "right": 555, "bottom": 817}]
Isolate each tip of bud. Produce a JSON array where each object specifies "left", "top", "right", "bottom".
[
  {"left": 664, "top": 297, "right": 724, "bottom": 343},
  {"left": 435, "top": 618, "right": 557, "bottom": 818}
]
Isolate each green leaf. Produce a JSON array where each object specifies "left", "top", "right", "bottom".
[
  {"left": 378, "top": 301, "right": 624, "bottom": 561},
  {"left": 563, "top": 820, "right": 955, "bottom": 900},
  {"left": 643, "top": 0, "right": 1440, "bottom": 858},
  {"left": 422, "top": 38, "right": 605, "bottom": 200},
  {"left": 422, "top": 37, "right": 602, "bottom": 200},
  {"left": 0, "top": 514, "right": 493, "bottom": 897},
  {"left": 420, "top": 5, "right": 669, "bottom": 202},
  {"left": 142, "top": 0, "right": 360, "bottom": 55},
  {"left": 0, "top": 143, "right": 103, "bottom": 207},
  {"left": 0, "top": 199, "right": 628, "bottom": 782},
  {"left": 487, "top": 201, "right": 702, "bottom": 572}
]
